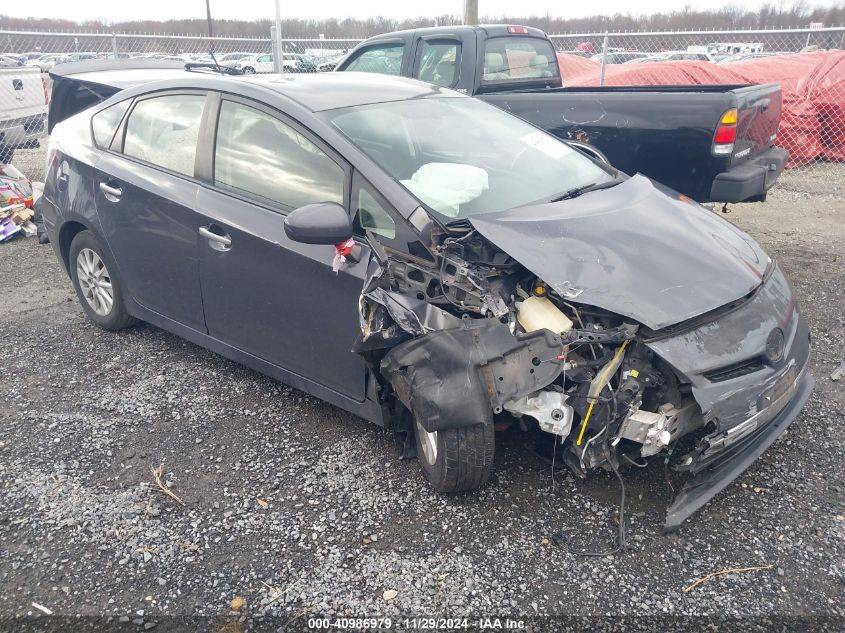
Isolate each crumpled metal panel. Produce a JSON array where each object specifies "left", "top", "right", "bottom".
[
  {"left": 646, "top": 264, "right": 810, "bottom": 432},
  {"left": 469, "top": 175, "right": 770, "bottom": 331},
  {"left": 381, "top": 319, "right": 565, "bottom": 432}
]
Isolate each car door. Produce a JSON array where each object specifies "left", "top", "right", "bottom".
[
  {"left": 93, "top": 91, "right": 209, "bottom": 331},
  {"left": 194, "top": 94, "right": 370, "bottom": 400}
]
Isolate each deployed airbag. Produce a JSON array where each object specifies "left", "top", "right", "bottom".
[{"left": 401, "top": 162, "right": 488, "bottom": 217}]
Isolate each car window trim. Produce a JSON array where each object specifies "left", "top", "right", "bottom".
[
  {"left": 111, "top": 88, "right": 209, "bottom": 182},
  {"left": 206, "top": 91, "right": 352, "bottom": 218}
]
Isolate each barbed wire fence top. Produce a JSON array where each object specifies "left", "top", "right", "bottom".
[{"left": 1, "top": 26, "right": 843, "bottom": 196}]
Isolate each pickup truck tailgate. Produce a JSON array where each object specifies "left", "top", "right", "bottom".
[
  {"left": 733, "top": 83, "right": 782, "bottom": 163},
  {"left": 0, "top": 68, "right": 45, "bottom": 120},
  {"left": 0, "top": 68, "right": 47, "bottom": 150},
  {"left": 709, "top": 83, "right": 787, "bottom": 202}
]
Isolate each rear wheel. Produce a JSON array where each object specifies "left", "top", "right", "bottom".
[
  {"left": 414, "top": 416, "right": 494, "bottom": 492},
  {"left": 242, "top": 66, "right": 255, "bottom": 74},
  {"left": 69, "top": 230, "right": 136, "bottom": 331}
]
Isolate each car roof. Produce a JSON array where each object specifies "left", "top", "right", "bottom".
[
  {"left": 360, "top": 23, "right": 549, "bottom": 41},
  {"left": 50, "top": 60, "right": 463, "bottom": 112}
]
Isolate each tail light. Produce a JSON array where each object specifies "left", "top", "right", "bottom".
[
  {"left": 41, "top": 76, "right": 49, "bottom": 105},
  {"left": 713, "top": 108, "right": 737, "bottom": 156},
  {"left": 507, "top": 26, "right": 529, "bottom": 34}
]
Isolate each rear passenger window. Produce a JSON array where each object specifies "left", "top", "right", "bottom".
[
  {"left": 345, "top": 44, "right": 404, "bottom": 75},
  {"left": 123, "top": 94, "right": 205, "bottom": 177},
  {"left": 92, "top": 100, "right": 130, "bottom": 148},
  {"left": 214, "top": 100, "right": 344, "bottom": 212},
  {"left": 416, "top": 41, "right": 460, "bottom": 87}
]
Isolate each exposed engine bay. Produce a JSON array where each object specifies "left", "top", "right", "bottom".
[
  {"left": 352, "top": 187, "right": 812, "bottom": 534},
  {"left": 358, "top": 225, "right": 706, "bottom": 482}
]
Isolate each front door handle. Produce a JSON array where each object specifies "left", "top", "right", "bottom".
[
  {"left": 99, "top": 181, "right": 123, "bottom": 200},
  {"left": 199, "top": 225, "right": 232, "bottom": 249}
]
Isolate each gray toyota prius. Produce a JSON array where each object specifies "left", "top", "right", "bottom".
[{"left": 41, "top": 61, "right": 812, "bottom": 531}]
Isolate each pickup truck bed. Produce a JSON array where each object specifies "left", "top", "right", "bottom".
[
  {"left": 481, "top": 84, "right": 786, "bottom": 203},
  {"left": 335, "top": 25, "right": 788, "bottom": 204},
  {"left": 0, "top": 67, "right": 48, "bottom": 163}
]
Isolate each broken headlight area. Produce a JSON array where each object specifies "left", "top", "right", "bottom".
[{"left": 357, "top": 226, "right": 706, "bottom": 477}]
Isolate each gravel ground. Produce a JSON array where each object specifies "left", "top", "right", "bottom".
[{"left": 1, "top": 158, "right": 844, "bottom": 631}]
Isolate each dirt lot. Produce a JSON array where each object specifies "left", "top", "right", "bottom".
[{"left": 1, "top": 155, "right": 844, "bottom": 631}]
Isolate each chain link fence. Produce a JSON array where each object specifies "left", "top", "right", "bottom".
[{"left": 1, "top": 27, "right": 843, "bottom": 196}]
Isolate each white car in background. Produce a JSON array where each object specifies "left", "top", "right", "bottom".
[
  {"left": 227, "top": 53, "right": 313, "bottom": 74},
  {"left": 26, "top": 54, "right": 69, "bottom": 72},
  {"left": 217, "top": 52, "right": 253, "bottom": 65},
  {"left": 228, "top": 53, "right": 274, "bottom": 74},
  {"left": 626, "top": 51, "right": 717, "bottom": 64}
]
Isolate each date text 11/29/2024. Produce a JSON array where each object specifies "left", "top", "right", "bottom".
[{"left": 307, "top": 617, "right": 526, "bottom": 629}]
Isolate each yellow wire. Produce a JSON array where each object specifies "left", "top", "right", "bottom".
[
  {"left": 575, "top": 340, "right": 628, "bottom": 446},
  {"left": 576, "top": 401, "right": 596, "bottom": 446}
]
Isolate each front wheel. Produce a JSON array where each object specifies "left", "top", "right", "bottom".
[{"left": 414, "top": 416, "right": 494, "bottom": 492}]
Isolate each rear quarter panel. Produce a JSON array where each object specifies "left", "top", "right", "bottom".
[{"left": 43, "top": 112, "right": 105, "bottom": 272}]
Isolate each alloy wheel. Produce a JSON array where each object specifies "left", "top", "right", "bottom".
[
  {"left": 76, "top": 248, "right": 113, "bottom": 316},
  {"left": 416, "top": 417, "right": 438, "bottom": 466}
]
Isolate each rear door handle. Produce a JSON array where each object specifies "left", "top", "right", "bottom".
[
  {"left": 99, "top": 181, "right": 123, "bottom": 200},
  {"left": 199, "top": 225, "right": 232, "bottom": 249}
]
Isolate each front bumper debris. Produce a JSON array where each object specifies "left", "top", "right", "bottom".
[{"left": 664, "top": 366, "right": 813, "bottom": 533}]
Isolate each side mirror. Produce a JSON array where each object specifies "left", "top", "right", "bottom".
[{"left": 284, "top": 202, "right": 353, "bottom": 245}]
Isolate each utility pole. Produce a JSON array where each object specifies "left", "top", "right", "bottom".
[
  {"left": 463, "top": 0, "right": 478, "bottom": 26},
  {"left": 274, "top": 0, "right": 284, "bottom": 75}
]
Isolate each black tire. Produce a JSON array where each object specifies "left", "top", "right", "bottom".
[
  {"left": 69, "top": 230, "right": 137, "bottom": 331},
  {"left": 242, "top": 66, "right": 255, "bottom": 74},
  {"left": 0, "top": 145, "right": 14, "bottom": 164},
  {"left": 414, "top": 416, "right": 494, "bottom": 492}
]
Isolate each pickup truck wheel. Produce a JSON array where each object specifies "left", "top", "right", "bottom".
[
  {"left": 0, "top": 146, "right": 14, "bottom": 163},
  {"left": 69, "top": 230, "right": 136, "bottom": 331},
  {"left": 414, "top": 416, "right": 494, "bottom": 492}
]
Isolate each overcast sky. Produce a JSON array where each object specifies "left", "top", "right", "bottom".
[{"left": 8, "top": 0, "right": 839, "bottom": 23}]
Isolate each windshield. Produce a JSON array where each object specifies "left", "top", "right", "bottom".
[{"left": 327, "top": 98, "right": 612, "bottom": 219}]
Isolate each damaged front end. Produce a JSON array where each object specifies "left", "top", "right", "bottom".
[{"left": 355, "top": 182, "right": 812, "bottom": 531}]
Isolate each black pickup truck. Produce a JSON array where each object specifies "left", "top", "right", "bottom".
[{"left": 335, "top": 25, "right": 787, "bottom": 204}]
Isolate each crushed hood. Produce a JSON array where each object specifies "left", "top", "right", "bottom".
[{"left": 469, "top": 175, "right": 770, "bottom": 331}]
